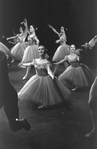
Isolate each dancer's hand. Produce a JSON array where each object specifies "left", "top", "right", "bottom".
[
  {"left": 22, "top": 62, "right": 32, "bottom": 66},
  {"left": 6, "top": 38, "right": 9, "bottom": 40},
  {"left": 94, "top": 35, "right": 97, "bottom": 40},
  {"left": 55, "top": 40, "right": 59, "bottom": 43}
]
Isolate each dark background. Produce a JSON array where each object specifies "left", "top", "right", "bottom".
[
  {"left": 0, "top": 1, "right": 97, "bottom": 149},
  {"left": 0, "top": 0, "right": 97, "bottom": 67}
]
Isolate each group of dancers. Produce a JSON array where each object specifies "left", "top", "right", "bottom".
[{"left": 0, "top": 19, "right": 97, "bottom": 137}]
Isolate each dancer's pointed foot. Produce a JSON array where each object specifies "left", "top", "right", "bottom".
[
  {"left": 11, "top": 59, "right": 15, "bottom": 63},
  {"left": 23, "top": 75, "right": 28, "bottom": 80},
  {"left": 71, "top": 86, "right": 79, "bottom": 92},
  {"left": 37, "top": 105, "right": 45, "bottom": 109},
  {"left": 85, "top": 129, "right": 96, "bottom": 138}
]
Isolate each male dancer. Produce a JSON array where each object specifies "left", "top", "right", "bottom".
[{"left": 0, "top": 51, "right": 31, "bottom": 131}]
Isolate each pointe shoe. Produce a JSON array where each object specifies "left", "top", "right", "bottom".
[
  {"left": 11, "top": 59, "right": 15, "bottom": 64},
  {"left": 23, "top": 75, "right": 28, "bottom": 80},
  {"left": 85, "top": 130, "right": 96, "bottom": 137},
  {"left": 37, "top": 105, "right": 45, "bottom": 109},
  {"left": 71, "top": 86, "right": 79, "bottom": 92}
]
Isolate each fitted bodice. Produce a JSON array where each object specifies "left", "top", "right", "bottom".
[
  {"left": 66, "top": 54, "right": 80, "bottom": 67},
  {"left": 28, "top": 33, "right": 38, "bottom": 45},
  {"left": 33, "top": 59, "right": 50, "bottom": 76},
  {"left": 60, "top": 33, "right": 67, "bottom": 45},
  {"left": 18, "top": 34, "right": 26, "bottom": 42},
  {"left": 28, "top": 33, "right": 36, "bottom": 41}
]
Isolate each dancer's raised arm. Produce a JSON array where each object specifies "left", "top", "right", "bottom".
[
  {"left": 81, "top": 35, "right": 97, "bottom": 49},
  {"left": 22, "top": 18, "right": 30, "bottom": 34},
  {"left": 48, "top": 24, "right": 59, "bottom": 36}
]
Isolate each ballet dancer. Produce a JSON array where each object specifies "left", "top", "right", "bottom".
[
  {"left": 21, "top": 25, "right": 40, "bottom": 80},
  {"left": 0, "top": 51, "right": 31, "bottom": 131},
  {"left": 48, "top": 25, "right": 70, "bottom": 68},
  {"left": 18, "top": 45, "right": 71, "bottom": 110},
  {"left": 55, "top": 44, "right": 95, "bottom": 91}
]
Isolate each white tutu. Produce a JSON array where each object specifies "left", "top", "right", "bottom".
[
  {"left": 0, "top": 42, "right": 11, "bottom": 58},
  {"left": 11, "top": 42, "right": 26, "bottom": 61},
  {"left": 18, "top": 74, "right": 71, "bottom": 106},
  {"left": 21, "top": 44, "right": 39, "bottom": 63},
  {"left": 58, "top": 64, "right": 95, "bottom": 87},
  {"left": 52, "top": 44, "right": 70, "bottom": 62}
]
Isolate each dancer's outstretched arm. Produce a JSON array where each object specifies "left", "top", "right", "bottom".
[
  {"left": 48, "top": 24, "right": 59, "bottom": 36},
  {"left": 47, "top": 64, "right": 55, "bottom": 79},
  {"left": 22, "top": 61, "right": 34, "bottom": 67},
  {"left": 54, "top": 57, "right": 67, "bottom": 65},
  {"left": 81, "top": 35, "right": 97, "bottom": 49},
  {"left": 6, "top": 35, "right": 18, "bottom": 40}
]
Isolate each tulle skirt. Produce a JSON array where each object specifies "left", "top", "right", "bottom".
[
  {"left": 58, "top": 64, "right": 95, "bottom": 88},
  {"left": 18, "top": 75, "right": 71, "bottom": 106},
  {"left": 0, "top": 42, "right": 11, "bottom": 58},
  {"left": 11, "top": 42, "right": 26, "bottom": 61},
  {"left": 21, "top": 45, "right": 39, "bottom": 63},
  {"left": 52, "top": 44, "right": 70, "bottom": 62}
]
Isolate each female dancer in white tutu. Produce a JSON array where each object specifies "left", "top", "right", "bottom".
[
  {"left": 49, "top": 25, "right": 70, "bottom": 68},
  {"left": 55, "top": 44, "right": 95, "bottom": 91},
  {"left": 7, "top": 20, "right": 28, "bottom": 62},
  {"left": 21, "top": 25, "right": 40, "bottom": 80},
  {"left": 18, "top": 45, "right": 71, "bottom": 109}
]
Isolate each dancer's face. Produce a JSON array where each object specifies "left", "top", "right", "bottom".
[
  {"left": 38, "top": 46, "right": 45, "bottom": 57},
  {"left": 70, "top": 45, "right": 76, "bottom": 53},
  {"left": 30, "top": 26, "right": 34, "bottom": 33},
  {"left": 60, "top": 27, "right": 64, "bottom": 33}
]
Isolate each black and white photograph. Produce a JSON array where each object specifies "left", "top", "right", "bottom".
[{"left": 0, "top": 0, "right": 97, "bottom": 149}]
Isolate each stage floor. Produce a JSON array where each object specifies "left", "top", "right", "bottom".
[{"left": 0, "top": 65, "right": 97, "bottom": 149}]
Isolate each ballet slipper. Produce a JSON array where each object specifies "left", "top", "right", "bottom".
[
  {"left": 37, "top": 105, "right": 48, "bottom": 109},
  {"left": 85, "top": 129, "right": 96, "bottom": 137},
  {"left": 23, "top": 75, "right": 28, "bottom": 80},
  {"left": 37, "top": 105, "right": 44, "bottom": 109},
  {"left": 71, "top": 86, "right": 79, "bottom": 91}
]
